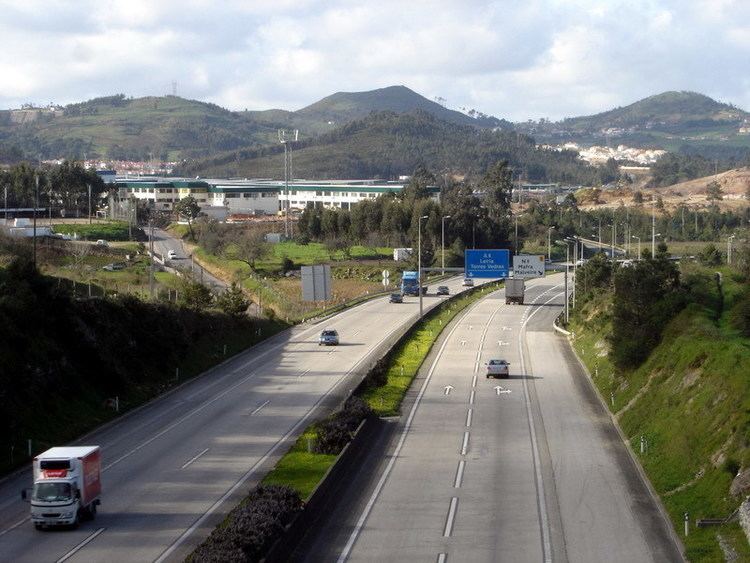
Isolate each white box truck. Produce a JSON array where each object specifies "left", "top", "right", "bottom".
[
  {"left": 22, "top": 446, "right": 102, "bottom": 529},
  {"left": 505, "top": 278, "right": 525, "bottom": 305}
]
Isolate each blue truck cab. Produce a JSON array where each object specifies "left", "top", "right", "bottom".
[{"left": 401, "top": 271, "right": 420, "bottom": 296}]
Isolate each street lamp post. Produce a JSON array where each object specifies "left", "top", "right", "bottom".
[
  {"left": 651, "top": 198, "right": 656, "bottom": 258},
  {"left": 728, "top": 234, "right": 736, "bottom": 265},
  {"left": 632, "top": 235, "right": 641, "bottom": 261},
  {"left": 547, "top": 226, "right": 555, "bottom": 262},
  {"left": 441, "top": 215, "right": 451, "bottom": 274},
  {"left": 418, "top": 214, "right": 429, "bottom": 318}
]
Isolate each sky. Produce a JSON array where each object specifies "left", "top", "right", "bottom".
[{"left": 1, "top": 0, "right": 749, "bottom": 121}]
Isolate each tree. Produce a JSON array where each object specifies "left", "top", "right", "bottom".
[
  {"left": 179, "top": 280, "right": 214, "bottom": 310},
  {"left": 216, "top": 283, "right": 250, "bottom": 317},
  {"left": 173, "top": 196, "right": 201, "bottom": 240},
  {"left": 225, "top": 228, "right": 270, "bottom": 269},
  {"left": 706, "top": 181, "right": 724, "bottom": 201},
  {"left": 656, "top": 195, "right": 665, "bottom": 212}
]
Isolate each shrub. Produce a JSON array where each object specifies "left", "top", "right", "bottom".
[
  {"left": 315, "top": 397, "right": 372, "bottom": 454},
  {"left": 730, "top": 290, "right": 750, "bottom": 337},
  {"left": 191, "top": 485, "right": 302, "bottom": 563}
]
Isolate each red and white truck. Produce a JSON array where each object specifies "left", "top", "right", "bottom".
[{"left": 22, "top": 446, "right": 102, "bottom": 529}]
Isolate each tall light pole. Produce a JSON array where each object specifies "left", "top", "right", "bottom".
[
  {"left": 33, "top": 174, "right": 39, "bottom": 268},
  {"left": 598, "top": 216, "right": 602, "bottom": 248},
  {"left": 728, "top": 234, "right": 736, "bottom": 265},
  {"left": 632, "top": 235, "right": 641, "bottom": 261},
  {"left": 87, "top": 183, "right": 92, "bottom": 224},
  {"left": 547, "top": 226, "right": 555, "bottom": 261},
  {"left": 514, "top": 214, "right": 523, "bottom": 255},
  {"left": 651, "top": 197, "right": 656, "bottom": 258},
  {"left": 418, "top": 215, "right": 429, "bottom": 318},
  {"left": 278, "top": 129, "right": 298, "bottom": 239},
  {"left": 441, "top": 215, "right": 451, "bottom": 274},
  {"left": 3, "top": 184, "right": 7, "bottom": 224}
]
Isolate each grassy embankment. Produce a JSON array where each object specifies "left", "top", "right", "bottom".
[
  {"left": 51, "top": 220, "right": 133, "bottom": 241},
  {"left": 185, "top": 236, "right": 407, "bottom": 321},
  {"left": 262, "top": 281, "right": 502, "bottom": 498},
  {"left": 569, "top": 264, "right": 750, "bottom": 561}
]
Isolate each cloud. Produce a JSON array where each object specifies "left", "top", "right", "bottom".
[{"left": 0, "top": 0, "right": 748, "bottom": 121}]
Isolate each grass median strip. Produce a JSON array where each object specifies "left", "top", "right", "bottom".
[{"left": 263, "top": 281, "right": 502, "bottom": 498}]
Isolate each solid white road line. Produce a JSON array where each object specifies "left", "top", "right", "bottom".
[
  {"left": 180, "top": 448, "right": 210, "bottom": 470},
  {"left": 56, "top": 527, "right": 106, "bottom": 563},
  {"left": 0, "top": 517, "right": 29, "bottom": 537},
  {"left": 453, "top": 460, "right": 466, "bottom": 489},
  {"left": 461, "top": 431, "right": 470, "bottom": 456},
  {"left": 519, "top": 287, "right": 564, "bottom": 563},
  {"left": 335, "top": 297, "right": 488, "bottom": 563},
  {"left": 250, "top": 400, "right": 270, "bottom": 415},
  {"left": 465, "top": 408, "right": 473, "bottom": 428},
  {"left": 443, "top": 497, "right": 459, "bottom": 537},
  {"left": 156, "top": 317, "right": 410, "bottom": 563}
]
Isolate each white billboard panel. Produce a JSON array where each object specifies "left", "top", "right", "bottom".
[{"left": 512, "top": 254, "right": 545, "bottom": 279}]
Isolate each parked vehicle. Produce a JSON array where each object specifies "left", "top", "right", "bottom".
[
  {"left": 102, "top": 262, "right": 126, "bottom": 271},
  {"left": 389, "top": 293, "right": 403, "bottom": 303},
  {"left": 22, "top": 446, "right": 102, "bottom": 529},
  {"left": 505, "top": 278, "right": 525, "bottom": 304},
  {"left": 319, "top": 329, "right": 340, "bottom": 346},
  {"left": 167, "top": 249, "right": 177, "bottom": 259},
  {"left": 462, "top": 278, "right": 474, "bottom": 287},
  {"left": 400, "top": 271, "right": 421, "bottom": 296},
  {"left": 436, "top": 286, "right": 450, "bottom": 296},
  {"left": 95, "top": 239, "right": 108, "bottom": 247},
  {"left": 486, "top": 359, "right": 510, "bottom": 379}
]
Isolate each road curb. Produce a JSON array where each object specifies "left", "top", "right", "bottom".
[{"left": 564, "top": 336, "right": 688, "bottom": 562}]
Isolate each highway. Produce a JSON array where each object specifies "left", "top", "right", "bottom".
[
  {"left": 0, "top": 275, "right": 485, "bottom": 562},
  {"left": 301, "top": 275, "right": 683, "bottom": 562}
]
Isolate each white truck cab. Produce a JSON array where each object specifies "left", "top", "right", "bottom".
[{"left": 22, "top": 446, "right": 102, "bottom": 529}]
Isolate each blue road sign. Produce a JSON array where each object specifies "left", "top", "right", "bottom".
[{"left": 465, "top": 249, "right": 510, "bottom": 278}]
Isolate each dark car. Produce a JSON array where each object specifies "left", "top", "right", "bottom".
[
  {"left": 436, "top": 286, "right": 449, "bottom": 296},
  {"left": 389, "top": 293, "right": 403, "bottom": 303},
  {"left": 318, "top": 329, "right": 340, "bottom": 346}
]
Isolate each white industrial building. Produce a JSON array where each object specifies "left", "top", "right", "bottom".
[{"left": 109, "top": 176, "right": 439, "bottom": 215}]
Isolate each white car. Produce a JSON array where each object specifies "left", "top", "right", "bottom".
[
  {"left": 318, "top": 329, "right": 340, "bottom": 346},
  {"left": 486, "top": 359, "right": 510, "bottom": 379},
  {"left": 167, "top": 249, "right": 178, "bottom": 259},
  {"left": 95, "top": 239, "right": 108, "bottom": 247}
]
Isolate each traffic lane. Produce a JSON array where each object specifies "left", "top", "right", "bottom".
[
  {"left": 1, "top": 325, "right": 401, "bottom": 562},
  {"left": 344, "top": 284, "right": 555, "bottom": 562},
  {"left": 445, "top": 295, "right": 547, "bottom": 563},
  {"left": 527, "top": 325, "right": 682, "bottom": 563},
  {"left": 0, "top": 276, "right": 490, "bottom": 560}
]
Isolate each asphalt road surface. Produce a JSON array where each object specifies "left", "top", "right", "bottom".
[
  {"left": 301, "top": 275, "right": 683, "bottom": 563},
  {"left": 0, "top": 276, "right": 490, "bottom": 562},
  {"left": 152, "top": 227, "right": 228, "bottom": 293}
]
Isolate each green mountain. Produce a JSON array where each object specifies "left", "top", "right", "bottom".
[
  {"left": 517, "top": 91, "right": 750, "bottom": 154},
  {"left": 562, "top": 91, "right": 747, "bottom": 131},
  {"left": 295, "top": 85, "right": 505, "bottom": 128},
  {"left": 0, "top": 86, "right": 507, "bottom": 164},
  {"left": 176, "top": 110, "right": 598, "bottom": 184}
]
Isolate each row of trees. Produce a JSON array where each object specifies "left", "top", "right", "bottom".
[
  {"left": 295, "top": 163, "right": 514, "bottom": 263},
  {"left": 0, "top": 161, "right": 106, "bottom": 214}
]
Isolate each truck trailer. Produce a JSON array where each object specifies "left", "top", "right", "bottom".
[
  {"left": 505, "top": 278, "right": 525, "bottom": 305},
  {"left": 22, "top": 446, "right": 102, "bottom": 529}
]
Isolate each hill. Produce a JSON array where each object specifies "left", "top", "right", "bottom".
[
  {"left": 0, "top": 94, "right": 282, "bottom": 161},
  {"left": 177, "top": 110, "right": 599, "bottom": 183},
  {"left": 295, "top": 85, "right": 506, "bottom": 128},
  {"left": 0, "top": 86, "right": 508, "bottom": 164},
  {"left": 517, "top": 91, "right": 750, "bottom": 155}
]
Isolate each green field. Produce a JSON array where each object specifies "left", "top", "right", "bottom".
[
  {"left": 52, "top": 221, "right": 132, "bottom": 241},
  {"left": 569, "top": 266, "right": 750, "bottom": 561}
]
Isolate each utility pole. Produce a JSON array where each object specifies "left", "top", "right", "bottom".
[
  {"left": 418, "top": 215, "right": 428, "bottom": 318},
  {"left": 149, "top": 220, "right": 155, "bottom": 299},
  {"left": 278, "top": 129, "right": 298, "bottom": 239},
  {"left": 547, "top": 226, "right": 555, "bottom": 261},
  {"left": 87, "top": 183, "right": 92, "bottom": 224},
  {"left": 3, "top": 184, "right": 7, "bottom": 224},
  {"left": 33, "top": 175, "right": 38, "bottom": 268},
  {"left": 652, "top": 198, "right": 656, "bottom": 258},
  {"left": 441, "top": 215, "right": 451, "bottom": 274}
]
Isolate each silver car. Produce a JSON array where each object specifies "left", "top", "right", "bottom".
[{"left": 319, "top": 329, "right": 340, "bottom": 346}]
